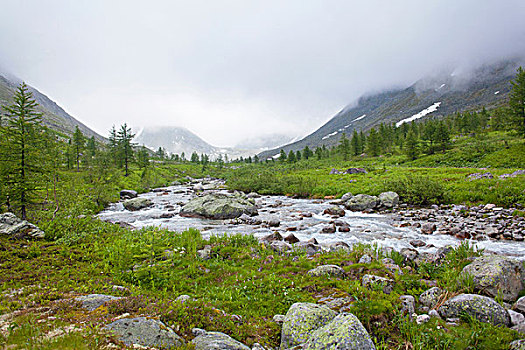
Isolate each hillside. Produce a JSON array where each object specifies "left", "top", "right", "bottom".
[
  {"left": 0, "top": 72, "right": 104, "bottom": 142},
  {"left": 259, "top": 59, "right": 523, "bottom": 159}
]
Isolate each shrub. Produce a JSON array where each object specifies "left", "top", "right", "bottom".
[{"left": 383, "top": 175, "right": 447, "bottom": 205}]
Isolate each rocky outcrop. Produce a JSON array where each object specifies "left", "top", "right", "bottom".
[
  {"left": 0, "top": 212, "right": 44, "bottom": 239},
  {"left": 191, "top": 330, "right": 250, "bottom": 350},
  {"left": 419, "top": 287, "right": 442, "bottom": 309},
  {"left": 75, "top": 294, "right": 122, "bottom": 311},
  {"left": 104, "top": 317, "right": 184, "bottom": 349},
  {"left": 123, "top": 197, "right": 153, "bottom": 211},
  {"left": 308, "top": 265, "right": 346, "bottom": 278},
  {"left": 303, "top": 313, "right": 376, "bottom": 350},
  {"left": 281, "top": 303, "right": 337, "bottom": 349},
  {"left": 437, "top": 294, "right": 511, "bottom": 327},
  {"left": 180, "top": 192, "right": 257, "bottom": 219},
  {"left": 344, "top": 194, "right": 379, "bottom": 211},
  {"left": 460, "top": 256, "right": 525, "bottom": 302}
]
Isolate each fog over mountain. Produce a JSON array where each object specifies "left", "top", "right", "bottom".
[{"left": 0, "top": 1, "right": 524, "bottom": 146}]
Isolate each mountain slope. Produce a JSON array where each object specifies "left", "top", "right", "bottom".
[
  {"left": 0, "top": 72, "right": 104, "bottom": 141},
  {"left": 259, "top": 59, "right": 522, "bottom": 159}
]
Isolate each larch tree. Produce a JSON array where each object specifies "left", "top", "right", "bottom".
[
  {"left": 509, "top": 66, "right": 525, "bottom": 137},
  {"left": 0, "top": 83, "right": 49, "bottom": 219}
]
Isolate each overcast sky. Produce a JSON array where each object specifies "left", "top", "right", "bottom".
[{"left": 1, "top": 1, "right": 525, "bottom": 147}]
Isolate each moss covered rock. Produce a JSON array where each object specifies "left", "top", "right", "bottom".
[
  {"left": 191, "top": 331, "right": 250, "bottom": 350},
  {"left": 344, "top": 194, "right": 379, "bottom": 211},
  {"left": 281, "top": 303, "right": 337, "bottom": 349},
  {"left": 460, "top": 256, "right": 525, "bottom": 302},
  {"left": 123, "top": 197, "right": 153, "bottom": 211},
  {"left": 307, "top": 265, "right": 346, "bottom": 278},
  {"left": 437, "top": 294, "right": 511, "bottom": 327},
  {"left": 180, "top": 192, "right": 257, "bottom": 219},
  {"left": 304, "top": 313, "right": 376, "bottom": 350}
]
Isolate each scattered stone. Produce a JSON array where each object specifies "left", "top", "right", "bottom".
[
  {"left": 341, "top": 192, "right": 353, "bottom": 201},
  {"left": 358, "top": 254, "right": 372, "bottom": 264},
  {"left": 510, "top": 339, "right": 525, "bottom": 350},
  {"left": 175, "top": 295, "right": 191, "bottom": 303},
  {"left": 192, "top": 328, "right": 207, "bottom": 337},
  {"left": 438, "top": 294, "right": 511, "bottom": 327},
  {"left": 509, "top": 309, "right": 525, "bottom": 328},
  {"left": 378, "top": 191, "right": 399, "bottom": 208},
  {"left": 197, "top": 245, "right": 212, "bottom": 260},
  {"left": 428, "top": 309, "right": 441, "bottom": 319},
  {"left": 280, "top": 303, "right": 337, "bottom": 349},
  {"left": 419, "top": 287, "right": 442, "bottom": 309},
  {"left": 399, "top": 295, "right": 415, "bottom": 318},
  {"left": 416, "top": 314, "right": 430, "bottom": 325},
  {"left": 514, "top": 296, "right": 525, "bottom": 314},
  {"left": 104, "top": 317, "right": 184, "bottom": 349},
  {"left": 338, "top": 224, "right": 350, "bottom": 232},
  {"left": 467, "top": 172, "right": 494, "bottom": 180},
  {"left": 344, "top": 194, "right": 379, "bottom": 211},
  {"left": 460, "top": 255, "right": 525, "bottom": 302},
  {"left": 308, "top": 265, "right": 346, "bottom": 278},
  {"left": 273, "top": 314, "right": 286, "bottom": 324},
  {"left": 270, "top": 241, "right": 292, "bottom": 253},
  {"left": 123, "top": 198, "right": 153, "bottom": 211},
  {"left": 191, "top": 331, "right": 250, "bottom": 350},
  {"left": 75, "top": 294, "right": 122, "bottom": 311},
  {"left": 295, "top": 242, "right": 322, "bottom": 255},
  {"left": 409, "top": 239, "right": 426, "bottom": 248},
  {"left": 362, "top": 274, "right": 394, "bottom": 294},
  {"left": 266, "top": 219, "right": 281, "bottom": 227},
  {"left": 400, "top": 248, "right": 419, "bottom": 263},
  {"left": 284, "top": 233, "right": 300, "bottom": 244},
  {"left": 260, "top": 232, "right": 283, "bottom": 243},
  {"left": 321, "top": 225, "right": 336, "bottom": 234},
  {"left": 303, "top": 313, "right": 376, "bottom": 350},
  {"left": 421, "top": 223, "right": 436, "bottom": 234},
  {"left": 0, "top": 212, "right": 45, "bottom": 239},
  {"left": 120, "top": 189, "right": 138, "bottom": 199}
]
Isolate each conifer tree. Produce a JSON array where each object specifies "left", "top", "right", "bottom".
[
  {"left": 279, "top": 149, "right": 287, "bottom": 162},
  {"left": 86, "top": 136, "right": 96, "bottom": 157},
  {"left": 287, "top": 150, "right": 296, "bottom": 163},
  {"left": 137, "top": 145, "right": 149, "bottom": 169},
  {"left": 302, "top": 146, "right": 312, "bottom": 160},
  {"left": 510, "top": 66, "right": 525, "bottom": 137},
  {"left": 338, "top": 133, "right": 351, "bottom": 160},
  {"left": 366, "top": 128, "right": 381, "bottom": 157},
  {"left": 72, "top": 126, "right": 85, "bottom": 171},
  {"left": 116, "top": 123, "right": 135, "bottom": 176},
  {"left": 404, "top": 129, "right": 419, "bottom": 160},
  {"left": 0, "top": 83, "right": 49, "bottom": 219}
]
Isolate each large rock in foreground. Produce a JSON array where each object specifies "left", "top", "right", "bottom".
[
  {"left": 437, "top": 294, "right": 510, "bottom": 327},
  {"left": 191, "top": 331, "right": 250, "bottom": 350},
  {"left": 460, "top": 256, "right": 525, "bottom": 302},
  {"left": 0, "top": 212, "right": 44, "bottom": 239},
  {"left": 378, "top": 191, "right": 399, "bottom": 208},
  {"left": 281, "top": 303, "right": 337, "bottom": 349},
  {"left": 344, "top": 194, "right": 379, "bottom": 211},
  {"left": 103, "top": 317, "right": 184, "bottom": 349},
  {"left": 180, "top": 192, "right": 257, "bottom": 219},
  {"left": 123, "top": 197, "right": 153, "bottom": 211},
  {"left": 304, "top": 313, "right": 376, "bottom": 350}
]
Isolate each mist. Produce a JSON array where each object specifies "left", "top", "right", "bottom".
[{"left": 1, "top": 0, "right": 524, "bottom": 146}]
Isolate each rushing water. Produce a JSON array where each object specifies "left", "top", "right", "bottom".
[{"left": 98, "top": 182, "right": 525, "bottom": 260}]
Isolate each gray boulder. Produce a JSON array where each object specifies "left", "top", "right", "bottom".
[
  {"left": 344, "top": 194, "right": 379, "bottom": 211},
  {"left": 180, "top": 192, "right": 257, "bottom": 219},
  {"left": 514, "top": 296, "right": 525, "bottom": 314},
  {"left": 399, "top": 295, "right": 416, "bottom": 317},
  {"left": 0, "top": 212, "right": 45, "bottom": 239},
  {"left": 308, "top": 265, "right": 346, "bottom": 278},
  {"left": 341, "top": 192, "right": 353, "bottom": 202},
  {"left": 119, "top": 189, "right": 137, "bottom": 199},
  {"left": 437, "top": 294, "right": 511, "bottom": 327},
  {"left": 510, "top": 339, "right": 525, "bottom": 350},
  {"left": 192, "top": 331, "right": 250, "bottom": 350},
  {"left": 75, "top": 294, "right": 122, "bottom": 311},
  {"left": 460, "top": 256, "right": 525, "bottom": 302},
  {"left": 419, "top": 287, "right": 442, "bottom": 309},
  {"left": 281, "top": 303, "right": 337, "bottom": 349},
  {"left": 378, "top": 191, "right": 399, "bottom": 208},
  {"left": 123, "top": 197, "right": 153, "bottom": 211},
  {"left": 104, "top": 317, "right": 184, "bottom": 349},
  {"left": 304, "top": 313, "right": 376, "bottom": 350}
]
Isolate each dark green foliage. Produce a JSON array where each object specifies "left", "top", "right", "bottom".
[
  {"left": 509, "top": 66, "right": 525, "bottom": 137},
  {"left": 404, "top": 129, "right": 419, "bottom": 160},
  {"left": 72, "top": 126, "right": 85, "bottom": 171},
  {"left": 383, "top": 175, "right": 447, "bottom": 205}
]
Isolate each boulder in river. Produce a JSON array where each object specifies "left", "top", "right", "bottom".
[
  {"left": 0, "top": 212, "right": 45, "bottom": 239},
  {"left": 344, "top": 194, "right": 379, "bottom": 211},
  {"left": 378, "top": 191, "right": 399, "bottom": 208},
  {"left": 123, "top": 197, "right": 153, "bottom": 211},
  {"left": 437, "top": 293, "right": 510, "bottom": 327},
  {"left": 459, "top": 255, "right": 525, "bottom": 302},
  {"left": 180, "top": 192, "right": 257, "bottom": 220},
  {"left": 120, "top": 189, "right": 137, "bottom": 199}
]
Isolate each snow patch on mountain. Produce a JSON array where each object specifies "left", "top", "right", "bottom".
[{"left": 395, "top": 102, "right": 441, "bottom": 127}]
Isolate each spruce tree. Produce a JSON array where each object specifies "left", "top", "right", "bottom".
[
  {"left": 509, "top": 66, "right": 525, "bottom": 137},
  {"left": 287, "top": 150, "right": 296, "bottom": 163},
  {"left": 338, "top": 132, "right": 351, "bottom": 160},
  {"left": 0, "top": 83, "right": 49, "bottom": 219},
  {"left": 116, "top": 123, "right": 135, "bottom": 176},
  {"left": 404, "top": 129, "right": 419, "bottom": 160},
  {"left": 279, "top": 149, "right": 287, "bottom": 162},
  {"left": 366, "top": 128, "right": 381, "bottom": 157}
]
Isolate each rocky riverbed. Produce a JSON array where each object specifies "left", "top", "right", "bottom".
[{"left": 98, "top": 178, "right": 525, "bottom": 260}]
